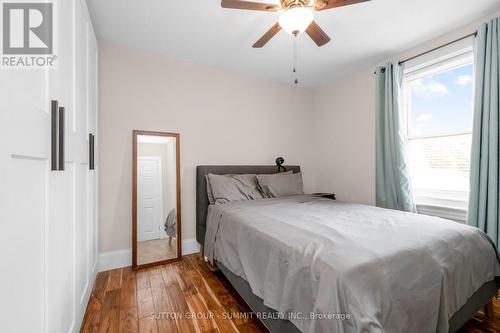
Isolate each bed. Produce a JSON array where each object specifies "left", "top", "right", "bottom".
[{"left": 196, "top": 165, "right": 499, "bottom": 333}]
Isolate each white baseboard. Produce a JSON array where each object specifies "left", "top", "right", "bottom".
[
  {"left": 98, "top": 238, "right": 201, "bottom": 272},
  {"left": 182, "top": 238, "right": 201, "bottom": 255},
  {"left": 98, "top": 248, "right": 132, "bottom": 272}
]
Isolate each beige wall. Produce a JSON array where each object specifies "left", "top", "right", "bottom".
[
  {"left": 311, "top": 12, "right": 500, "bottom": 206},
  {"left": 313, "top": 69, "right": 376, "bottom": 205},
  {"left": 99, "top": 43, "right": 315, "bottom": 253},
  {"left": 100, "top": 12, "right": 500, "bottom": 255}
]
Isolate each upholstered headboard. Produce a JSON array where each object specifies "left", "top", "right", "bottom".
[{"left": 196, "top": 165, "right": 301, "bottom": 246}]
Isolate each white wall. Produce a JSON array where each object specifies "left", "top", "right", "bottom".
[
  {"left": 99, "top": 43, "right": 315, "bottom": 256},
  {"left": 311, "top": 12, "right": 500, "bottom": 206}
]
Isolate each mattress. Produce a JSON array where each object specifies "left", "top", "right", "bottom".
[{"left": 204, "top": 195, "right": 499, "bottom": 333}]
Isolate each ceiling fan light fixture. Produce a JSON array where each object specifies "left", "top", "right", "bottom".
[{"left": 278, "top": 7, "right": 314, "bottom": 36}]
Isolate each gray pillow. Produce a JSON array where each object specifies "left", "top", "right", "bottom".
[
  {"left": 207, "top": 173, "right": 265, "bottom": 204},
  {"left": 256, "top": 172, "right": 304, "bottom": 198},
  {"left": 205, "top": 175, "right": 216, "bottom": 205},
  {"left": 206, "top": 171, "right": 293, "bottom": 204}
]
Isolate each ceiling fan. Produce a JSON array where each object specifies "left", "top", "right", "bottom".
[{"left": 221, "top": 0, "right": 370, "bottom": 48}]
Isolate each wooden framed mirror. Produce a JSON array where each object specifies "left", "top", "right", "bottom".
[{"left": 132, "top": 130, "right": 181, "bottom": 270}]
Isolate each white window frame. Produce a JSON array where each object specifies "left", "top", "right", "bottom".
[{"left": 401, "top": 38, "right": 474, "bottom": 222}]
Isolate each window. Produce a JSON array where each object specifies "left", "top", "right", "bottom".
[{"left": 402, "top": 46, "right": 474, "bottom": 220}]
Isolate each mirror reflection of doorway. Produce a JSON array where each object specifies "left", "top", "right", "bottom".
[
  {"left": 135, "top": 133, "right": 180, "bottom": 267},
  {"left": 137, "top": 156, "right": 163, "bottom": 242}
]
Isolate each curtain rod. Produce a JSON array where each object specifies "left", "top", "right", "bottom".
[{"left": 373, "top": 31, "right": 477, "bottom": 74}]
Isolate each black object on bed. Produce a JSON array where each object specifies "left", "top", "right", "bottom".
[{"left": 195, "top": 165, "right": 498, "bottom": 333}]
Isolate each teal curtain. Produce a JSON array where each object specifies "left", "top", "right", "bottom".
[
  {"left": 468, "top": 18, "right": 500, "bottom": 246},
  {"left": 376, "top": 62, "right": 416, "bottom": 212}
]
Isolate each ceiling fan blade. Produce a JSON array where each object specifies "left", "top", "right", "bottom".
[
  {"left": 305, "top": 21, "right": 331, "bottom": 47},
  {"left": 253, "top": 23, "right": 282, "bottom": 48},
  {"left": 221, "top": 0, "right": 279, "bottom": 11},
  {"left": 315, "top": 0, "right": 370, "bottom": 11}
]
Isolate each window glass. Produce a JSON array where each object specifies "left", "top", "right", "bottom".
[
  {"left": 404, "top": 59, "right": 474, "bottom": 209},
  {"left": 408, "top": 64, "right": 474, "bottom": 138}
]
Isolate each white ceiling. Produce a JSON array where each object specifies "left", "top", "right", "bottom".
[{"left": 86, "top": 0, "right": 500, "bottom": 88}]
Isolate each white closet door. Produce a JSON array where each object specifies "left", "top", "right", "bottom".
[
  {"left": 88, "top": 22, "right": 99, "bottom": 277},
  {"left": 0, "top": 0, "right": 98, "bottom": 332},
  {"left": 0, "top": 0, "right": 64, "bottom": 328},
  {"left": 46, "top": 0, "right": 77, "bottom": 332},
  {"left": 0, "top": 66, "right": 49, "bottom": 333},
  {"left": 74, "top": 0, "right": 93, "bottom": 326}
]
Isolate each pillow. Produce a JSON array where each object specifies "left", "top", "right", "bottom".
[
  {"left": 205, "top": 175, "right": 216, "bottom": 205},
  {"left": 205, "top": 171, "right": 292, "bottom": 204},
  {"left": 256, "top": 172, "right": 304, "bottom": 198},
  {"left": 207, "top": 173, "right": 265, "bottom": 204}
]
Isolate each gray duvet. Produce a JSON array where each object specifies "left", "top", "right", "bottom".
[{"left": 204, "top": 196, "right": 499, "bottom": 333}]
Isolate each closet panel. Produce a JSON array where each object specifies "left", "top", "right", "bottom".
[
  {"left": 0, "top": 0, "right": 98, "bottom": 332},
  {"left": 47, "top": 164, "right": 76, "bottom": 333},
  {"left": 0, "top": 155, "right": 47, "bottom": 333},
  {"left": 88, "top": 23, "right": 100, "bottom": 275},
  {"left": 0, "top": 16, "right": 50, "bottom": 333},
  {"left": 73, "top": 1, "right": 95, "bottom": 326},
  {"left": 46, "top": 0, "right": 78, "bottom": 331},
  {"left": 76, "top": 163, "right": 89, "bottom": 306}
]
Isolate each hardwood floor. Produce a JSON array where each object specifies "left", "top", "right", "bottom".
[
  {"left": 137, "top": 238, "right": 178, "bottom": 265},
  {"left": 81, "top": 254, "right": 500, "bottom": 333},
  {"left": 458, "top": 299, "right": 500, "bottom": 333}
]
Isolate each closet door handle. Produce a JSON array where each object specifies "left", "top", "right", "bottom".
[
  {"left": 58, "top": 107, "right": 65, "bottom": 171},
  {"left": 89, "top": 134, "right": 95, "bottom": 170},
  {"left": 51, "top": 100, "right": 58, "bottom": 171}
]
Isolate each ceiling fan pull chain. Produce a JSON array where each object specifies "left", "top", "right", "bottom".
[{"left": 293, "top": 36, "right": 299, "bottom": 84}]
